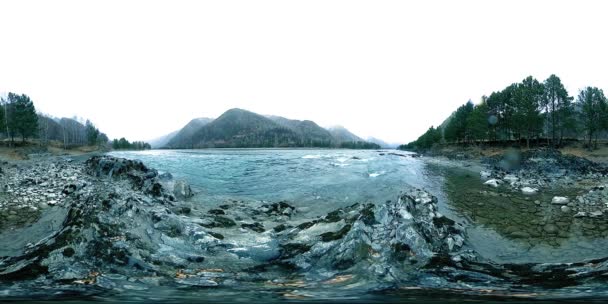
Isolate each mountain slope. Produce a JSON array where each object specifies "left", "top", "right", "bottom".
[
  {"left": 165, "top": 117, "right": 213, "bottom": 148},
  {"left": 148, "top": 130, "right": 178, "bottom": 149},
  {"left": 267, "top": 116, "right": 334, "bottom": 144},
  {"left": 164, "top": 109, "right": 379, "bottom": 149},
  {"left": 167, "top": 109, "right": 302, "bottom": 148},
  {"left": 327, "top": 126, "right": 364, "bottom": 143}
]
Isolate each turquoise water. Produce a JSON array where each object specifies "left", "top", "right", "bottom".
[
  {"left": 109, "top": 149, "right": 439, "bottom": 215},
  {"left": 100, "top": 149, "right": 608, "bottom": 303}
]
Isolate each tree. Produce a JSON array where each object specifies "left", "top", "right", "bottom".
[
  {"left": 542, "top": 75, "right": 572, "bottom": 147},
  {"left": 0, "top": 102, "right": 5, "bottom": 137},
  {"left": 466, "top": 101, "right": 489, "bottom": 142},
  {"left": 579, "top": 87, "right": 607, "bottom": 149},
  {"left": 5, "top": 93, "right": 38, "bottom": 142},
  {"left": 513, "top": 76, "right": 544, "bottom": 148},
  {"left": 444, "top": 101, "right": 474, "bottom": 143},
  {"left": 85, "top": 120, "right": 100, "bottom": 146}
]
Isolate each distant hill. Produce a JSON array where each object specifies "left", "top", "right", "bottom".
[
  {"left": 162, "top": 108, "right": 380, "bottom": 149},
  {"left": 164, "top": 118, "right": 213, "bottom": 148},
  {"left": 366, "top": 137, "right": 396, "bottom": 149},
  {"left": 327, "top": 126, "right": 364, "bottom": 143},
  {"left": 148, "top": 130, "right": 179, "bottom": 149}
]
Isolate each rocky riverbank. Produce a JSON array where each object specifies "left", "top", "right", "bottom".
[
  {"left": 2, "top": 154, "right": 608, "bottom": 300},
  {"left": 480, "top": 149, "right": 608, "bottom": 219}
]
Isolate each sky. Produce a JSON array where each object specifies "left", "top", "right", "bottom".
[{"left": 1, "top": 0, "right": 607, "bottom": 144}]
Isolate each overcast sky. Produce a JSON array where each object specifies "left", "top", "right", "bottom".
[{"left": 1, "top": 0, "right": 607, "bottom": 144}]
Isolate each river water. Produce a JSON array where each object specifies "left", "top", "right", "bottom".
[
  {"left": 104, "top": 149, "right": 608, "bottom": 303},
  {"left": 109, "top": 149, "right": 443, "bottom": 216}
]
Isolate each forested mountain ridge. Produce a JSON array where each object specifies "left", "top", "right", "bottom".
[
  {"left": 163, "top": 117, "right": 213, "bottom": 148},
  {"left": 162, "top": 108, "right": 380, "bottom": 149},
  {"left": 327, "top": 126, "right": 364, "bottom": 143}
]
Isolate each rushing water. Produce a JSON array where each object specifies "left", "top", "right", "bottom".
[
  {"left": 101, "top": 149, "right": 608, "bottom": 303},
  {"left": 109, "top": 149, "right": 444, "bottom": 216}
]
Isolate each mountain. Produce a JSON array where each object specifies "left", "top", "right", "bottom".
[
  {"left": 164, "top": 117, "right": 214, "bottom": 148},
  {"left": 163, "top": 108, "right": 379, "bottom": 149},
  {"left": 267, "top": 116, "right": 334, "bottom": 144},
  {"left": 366, "top": 137, "right": 395, "bottom": 149},
  {"left": 327, "top": 126, "right": 364, "bottom": 143},
  {"left": 148, "top": 130, "right": 178, "bottom": 149}
]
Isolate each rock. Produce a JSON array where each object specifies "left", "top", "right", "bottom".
[
  {"left": 158, "top": 172, "right": 173, "bottom": 181},
  {"left": 241, "top": 222, "right": 265, "bottom": 233},
  {"left": 543, "top": 224, "right": 559, "bottom": 234},
  {"left": 480, "top": 171, "right": 492, "bottom": 179},
  {"left": 551, "top": 196, "right": 569, "bottom": 205},
  {"left": 484, "top": 179, "right": 500, "bottom": 188},
  {"left": 173, "top": 180, "right": 193, "bottom": 200},
  {"left": 560, "top": 206, "right": 571, "bottom": 213},
  {"left": 590, "top": 211, "right": 604, "bottom": 218},
  {"left": 574, "top": 212, "right": 587, "bottom": 218},
  {"left": 521, "top": 187, "right": 538, "bottom": 195},
  {"left": 503, "top": 175, "right": 518, "bottom": 184}
]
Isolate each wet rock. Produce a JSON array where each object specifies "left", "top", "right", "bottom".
[
  {"left": 521, "top": 187, "right": 538, "bottom": 195},
  {"left": 261, "top": 201, "right": 295, "bottom": 217},
  {"left": 173, "top": 180, "right": 193, "bottom": 200},
  {"left": 319, "top": 224, "right": 352, "bottom": 242},
  {"left": 551, "top": 196, "right": 569, "bottom": 205},
  {"left": 208, "top": 209, "right": 225, "bottom": 215},
  {"left": 201, "top": 216, "right": 237, "bottom": 228},
  {"left": 158, "top": 172, "right": 173, "bottom": 181},
  {"left": 241, "top": 222, "right": 265, "bottom": 233},
  {"left": 484, "top": 179, "right": 500, "bottom": 188},
  {"left": 560, "top": 206, "right": 571, "bottom": 213},
  {"left": 590, "top": 211, "right": 604, "bottom": 218},
  {"left": 543, "top": 224, "right": 559, "bottom": 234}
]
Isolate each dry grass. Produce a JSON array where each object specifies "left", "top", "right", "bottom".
[
  {"left": 0, "top": 139, "right": 103, "bottom": 161},
  {"left": 560, "top": 146, "right": 608, "bottom": 164}
]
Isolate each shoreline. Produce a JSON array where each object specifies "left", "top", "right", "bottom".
[{"left": 1, "top": 150, "right": 608, "bottom": 299}]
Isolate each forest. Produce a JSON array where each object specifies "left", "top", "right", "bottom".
[
  {"left": 1, "top": 92, "right": 150, "bottom": 150},
  {"left": 401, "top": 75, "right": 608, "bottom": 151}
]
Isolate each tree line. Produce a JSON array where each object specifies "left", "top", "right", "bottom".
[
  {"left": 112, "top": 138, "right": 152, "bottom": 150},
  {"left": 401, "top": 75, "right": 608, "bottom": 150},
  {"left": 1, "top": 92, "right": 151, "bottom": 150}
]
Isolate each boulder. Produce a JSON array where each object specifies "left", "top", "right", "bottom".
[
  {"left": 484, "top": 179, "right": 500, "bottom": 188},
  {"left": 521, "top": 187, "right": 538, "bottom": 195},
  {"left": 551, "top": 196, "right": 569, "bottom": 205},
  {"left": 173, "top": 180, "right": 193, "bottom": 200}
]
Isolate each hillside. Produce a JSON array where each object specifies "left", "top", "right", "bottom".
[
  {"left": 327, "top": 126, "right": 364, "bottom": 143},
  {"left": 267, "top": 116, "right": 334, "bottom": 145},
  {"left": 163, "top": 109, "right": 379, "bottom": 149},
  {"left": 164, "top": 118, "right": 213, "bottom": 148},
  {"left": 148, "top": 130, "right": 178, "bottom": 149}
]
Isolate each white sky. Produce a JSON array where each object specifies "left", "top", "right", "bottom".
[{"left": 1, "top": 0, "right": 607, "bottom": 144}]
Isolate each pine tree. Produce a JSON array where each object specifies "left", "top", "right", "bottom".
[
  {"left": 5, "top": 93, "right": 38, "bottom": 142},
  {"left": 578, "top": 87, "right": 606, "bottom": 149},
  {"left": 513, "top": 76, "right": 544, "bottom": 148},
  {"left": 543, "top": 75, "right": 572, "bottom": 147}
]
